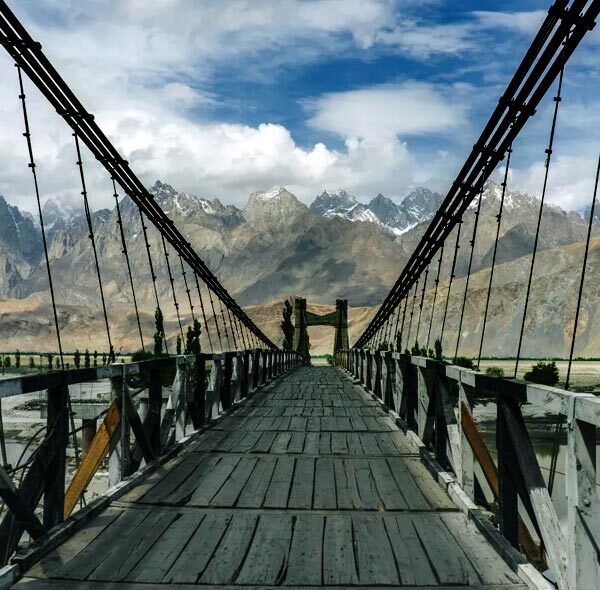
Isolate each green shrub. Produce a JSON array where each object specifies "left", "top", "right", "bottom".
[
  {"left": 325, "top": 354, "right": 333, "bottom": 365},
  {"left": 485, "top": 366, "right": 505, "bottom": 377},
  {"left": 453, "top": 357, "right": 475, "bottom": 370},
  {"left": 524, "top": 361, "right": 559, "bottom": 386}
]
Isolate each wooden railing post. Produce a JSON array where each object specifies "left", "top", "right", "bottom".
[
  {"left": 373, "top": 352, "right": 383, "bottom": 399},
  {"left": 567, "top": 410, "right": 599, "bottom": 589},
  {"left": 148, "top": 367, "right": 162, "bottom": 455},
  {"left": 108, "top": 365, "right": 130, "bottom": 488},
  {"left": 191, "top": 353, "right": 206, "bottom": 428},
  {"left": 174, "top": 358, "right": 188, "bottom": 442},
  {"left": 261, "top": 350, "right": 267, "bottom": 385},
  {"left": 416, "top": 363, "right": 435, "bottom": 444},
  {"left": 496, "top": 396, "right": 519, "bottom": 550},
  {"left": 365, "top": 350, "right": 372, "bottom": 391},
  {"left": 43, "top": 383, "right": 69, "bottom": 528},
  {"left": 252, "top": 350, "right": 260, "bottom": 389},
  {"left": 206, "top": 356, "right": 222, "bottom": 420},
  {"left": 241, "top": 350, "right": 250, "bottom": 398},
  {"left": 221, "top": 353, "right": 234, "bottom": 410},
  {"left": 383, "top": 353, "right": 395, "bottom": 409},
  {"left": 457, "top": 381, "right": 475, "bottom": 498}
]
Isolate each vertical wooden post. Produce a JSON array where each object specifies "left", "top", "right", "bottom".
[
  {"left": 192, "top": 354, "right": 206, "bottom": 428},
  {"left": 365, "top": 351, "right": 372, "bottom": 391},
  {"left": 241, "top": 350, "right": 250, "bottom": 398},
  {"left": 206, "top": 357, "right": 222, "bottom": 420},
  {"left": 148, "top": 367, "right": 162, "bottom": 456},
  {"left": 43, "top": 384, "right": 68, "bottom": 528},
  {"left": 373, "top": 352, "right": 382, "bottom": 399},
  {"left": 567, "top": 415, "right": 599, "bottom": 589},
  {"left": 174, "top": 359, "right": 188, "bottom": 442},
  {"left": 383, "top": 353, "right": 394, "bottom": 409},
  {"left": 458, "top": 382, "right": 475, "bottom": 498},
  {"left": 261, "top": 351, "right": 267, "bottom": 385},
  {"left": 497, "top": 396, "right": 518, "bottom": 549},
  {"left": 221, "top": 353, "right": 233, "bottom": 410},
  {"left": 252, "top": 350, "right": 260, "bottom": 389},
  {"left": 108, "top": 366, "right": 130, "bottom": 488},
  {"left": 416, "top": 366, "right": 435, "bottom": 443}
]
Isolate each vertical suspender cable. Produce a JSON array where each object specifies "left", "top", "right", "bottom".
[
  {"left": 454, "top": 188, "right": 484, "bottom": 360},
  {"left": 549, "top": 153, "right": 600, "bottom": 496},
  {"left": 226, "top": 306, "right": 238, "bottom": 349},
  {"left": 426, "top": 244, "right": 444, "bottom": 351},
  {"left": 415, "top": 265, "right": 430, "bottom": 349},
  {"left": 477, "top": 147, "right": 512, "bottom": 368},
  {"left": 112, "top": 179, "right": 144, "bottom": 352},
  {"left": 405, "top": 280, "right": 420, "bottom": 352},
  {"left": 74, "top": 133, "right": 113, "bottom": 360},
  {"left": 179, "top": 254, "right": 196, "bottom": 323},
  {"left": 440, "top": 219, "right": 463, "bottom": 349},
  {"left": 161, "top": 235, "right": 185, "bottom": 345},
  {"left": 208, "top": 289, "right": 224, "bottom": 352},
  {"left": 16, "top": 65, "right": 65, "bottom": 369},
  {"left": 139, "top": 209, "right": 168, "bottom": 354},
  {"left": 397, "top": 295, "right": 409, "bottom": 352},
  {"left": 193, "top": 274, "right": 213, "bottom": 353},
  {"left": 515, "top": 68, "right": 564, "bottom": 377}
]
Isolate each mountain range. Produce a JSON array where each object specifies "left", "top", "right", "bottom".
[{"left": 1, "top": 180, "right": 599, "bottom": 356}]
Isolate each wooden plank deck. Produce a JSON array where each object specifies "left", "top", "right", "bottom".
[{"left": 14, "top": 366, "right": 526, "bottom": 589}]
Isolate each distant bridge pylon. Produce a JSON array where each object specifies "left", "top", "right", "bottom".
[{"left": 292, "top": 297, "right": 349, "bottom": 362}]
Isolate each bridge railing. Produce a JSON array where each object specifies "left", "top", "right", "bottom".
[
  {"left": 336, "top": 348, "right": 598, "bottom": 590},
  {"left": 0, "top": 348, "right": 300, "bottom": 565}
]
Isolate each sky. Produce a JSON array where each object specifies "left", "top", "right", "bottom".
[{"left": 1, "top": 0, "right": 600, "bottom": 214}]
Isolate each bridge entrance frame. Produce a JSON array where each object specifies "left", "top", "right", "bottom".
[{"left": 292, "top": 298, "right": 349, "bottom": 362}]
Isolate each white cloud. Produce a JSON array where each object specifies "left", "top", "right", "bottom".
[
  {"left": 305, "top": 82, "right": 469, "bottom": 141},
  {"left": 472, "top": 10, "right": 547, "bottom": 36}
]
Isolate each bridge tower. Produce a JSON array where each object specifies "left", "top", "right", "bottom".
[{"left": 292, "top": 297, "right": 349, "bottom": 363}]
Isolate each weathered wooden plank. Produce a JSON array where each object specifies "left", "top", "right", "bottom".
[
  {"left": 164, "top": 513, "right": 231, "bottom": 583},
  {"left": 237, "top": 456, "right": 277, "bottom": 508},
  {"left": 236, "top": 514, "right": 293, "bottom": 584},
  {"left": 285, "top": 515, "right": 324, "bottom": 585},
  {"left": 353, "top": 515, "right": 399, "bottom": 584},
  {"left": 288, "top": 458, "right": 315, "bottom": 509},
  {"left": 323, "top": 515, "right": 358, "bottom": 584},
  {"left": 199, "top": 513, "right": 258, "bottom": 584},
  {"left": 264, "top": 457, "right": 294, "bottom": 508}
]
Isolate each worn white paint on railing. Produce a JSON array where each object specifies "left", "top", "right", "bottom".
[{"left": 341, "top": 349, "right": 600, "bottom": 590}]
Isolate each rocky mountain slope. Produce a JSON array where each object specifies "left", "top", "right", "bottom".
[{"left": 0, "top": 180, "right": 598, "bottom": 356}]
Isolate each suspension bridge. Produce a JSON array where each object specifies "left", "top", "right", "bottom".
[{"left": 0, "top": 1, "right": 599, "bottom": 589}]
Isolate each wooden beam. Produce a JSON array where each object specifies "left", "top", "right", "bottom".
[
  {"left": 501, "top": 397, "right": 570, "bottom": 590},
  {"left": 0, "top": 466, "right": 44, "bottom": 540},
  {"left": 460, "top": 402, "right": 543, "bottom": 567},
  {"left": 63, "top": 402, "right": 121, "bottom": 518}
]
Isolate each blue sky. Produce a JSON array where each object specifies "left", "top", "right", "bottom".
[{"left": 1, "top": 0, "right": 599, "bottom": 212}]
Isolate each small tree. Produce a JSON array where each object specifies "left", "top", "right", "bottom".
[
  {"left": 185, "top": 319, "right": 202, "bottom": 355},
  {"left": 47, "top": 354, "right": 53, "bottom": 370},
  {"left": 434, "top": 339, "right": 443, "bottom": 361},
  {"left": 153, "top": 307, "right": 165, "bottom": 356},
  {"left": 524, "top": 361, "right": 559, "bottom": 386},
  {"left": 84, "top": 348, "right": 91, "bottom": 369},
  {"left": 486, "top": 366, "right": 505, "bottom": 378},
  {"left": 176, "top": 335, "right": 182, "bottom": 356},
  {"left": 101, "top": 352, "right": 107, "bottom": 365},
  {"left": 280, "top": 300, "right": 294, "bottom": 350},
  {"left": 29, "top": 356, "right": 35, "bottom": 369},
  {"left": 74, "top": 349, "right": 81, "bottom": 369},
  {"left": 3, "top": 356, "right": 10, "bottom": 369},
  {"left": 15, "top": 350, "right": 20, "bottom": 369},
  {"left": 93, "top": 350, "right": 98, "bottom": 367}
]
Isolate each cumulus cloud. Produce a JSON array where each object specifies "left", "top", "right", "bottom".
[{"left": 305, "top": 82, "right": 469, "bottom": 140}]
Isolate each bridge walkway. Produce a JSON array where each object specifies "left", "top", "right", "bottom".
[{"left": 15, "top": 366, "right": 526, "bottom": 589}]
